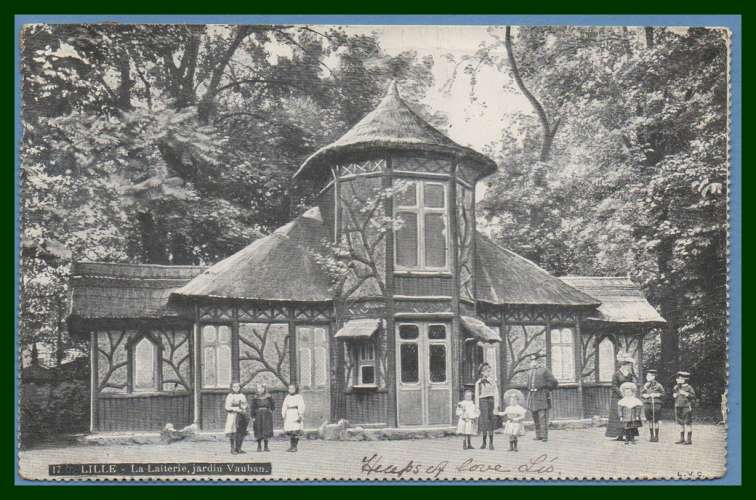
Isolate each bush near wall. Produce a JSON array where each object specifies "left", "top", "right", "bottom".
[{"left": 19, "top": 362, "right": 90, "bottom": 448}]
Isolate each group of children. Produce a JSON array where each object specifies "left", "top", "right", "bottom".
[
  {"left": 456, "top": 387, "right": 527, "bottom": 452},
  {"left": 457, "top": 368, "right": 697, "bottom": 450},
  {"left": 224, "top": 382, "right": 306, "bottom": 454},
  {"left": 617, "top": 369, "right": 697, "bottom": 445}
]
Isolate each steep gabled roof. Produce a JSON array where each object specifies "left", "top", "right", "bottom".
[
  {"left": 173, "top": 207, "right": 333, "bottom": 302},
  {"left": 559, "top": 276, "right": 666, "bottom": 325},
  {"left": 68, "top": 262, "right": 205, "bottom": 321},
  {"left": 474, "top": 233, "right": 600, "bottom": 307},
  {"left": 294, "top": 81, "right": 497, "bottom": 180}
]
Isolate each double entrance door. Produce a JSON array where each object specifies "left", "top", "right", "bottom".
[{"left": 396, "top": 321, "right": 452, "bottom": 426}]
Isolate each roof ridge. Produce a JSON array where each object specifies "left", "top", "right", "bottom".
[
  {"left": 561, "top": 275, "right": 633, "bottom": 280},
  {"left": 74, "top": 261, "right": 206, "bottom": 270}
]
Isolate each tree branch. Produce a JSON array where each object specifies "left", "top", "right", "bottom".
[{"left": 505, "top": 26, "right": 559, "bottom": 162}]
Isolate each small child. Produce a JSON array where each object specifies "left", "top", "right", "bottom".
[
  {"left": 456, "top": 389, "right": 479, "bottom": 450},
  {"left": 618, "top": 381, "right": 644, "bottom": 445},
  {"left": 500, "top": 389, "right": 527, "bottom": 452},
  {"left": 281, "top": 383, "right": 306, "bottom": 452},
  {"left": 640, "top": 369, "right": 665, "bottom": 442},
  {"left": 673, "top": 371, "right": 696, "bottom": 445}
]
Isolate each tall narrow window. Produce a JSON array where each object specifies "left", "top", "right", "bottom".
[
  {"left": 400, "top": 344, "right": 419, "bottom": 383},
  {"left": 598, "top": 336, "right": 616, "bottom": 383},
  {"left": 395, "top": 181, "right": 448, "bottom": 270},
  {"left": 202, "top": 325, "right": 232, "bottom": 388},
  {"left": 550, "top": 327, "right": 575, "bottom": 382},
  {"left": 297, "top": 326, "right": 329, "bottom": 389},
  {"left": 357, "top": 342, "right": 376, "bottom": 385},
  {"left": 133, "top": 336, "right": 158, "bottom": 392}
]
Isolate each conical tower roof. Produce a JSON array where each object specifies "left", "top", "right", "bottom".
[{"left": 294, "top": 81, "right": 497, "bottom": 180}]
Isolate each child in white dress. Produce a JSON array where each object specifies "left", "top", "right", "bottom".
[
  {"left": 500, "top": 389, "right": 527, "bottom": 452},
  {"left": 224, "top": 382, "right": 249, "bottom": 454},
  {"left": 456, "top": 389, "right": 479, "bottom": 450},
  {"left": 618, "top": 381, "right": 644, "bottom": 445},
  {"left": 281, "top": 384, "right": 306, "bottom": 452}
]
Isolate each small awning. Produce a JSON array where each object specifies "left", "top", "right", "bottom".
[
  {"left": 460, "top": 316, "right": 501, "bottom": 343},
  {"left": 335, "top": 318, "right": 383, "bottom": 339}
]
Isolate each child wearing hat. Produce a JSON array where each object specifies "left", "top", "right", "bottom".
[
  {"left": 618, "top": 381, "right": 644, "bottom": 445},
  {"left": 641, "top": 369, "right": 665, "bottom": 442},
  {"left": 673, "top": 371, "right": 696, "bottom": 445},
  {"left": 499, "top": 389, "right": 527, "bottom": 452}
]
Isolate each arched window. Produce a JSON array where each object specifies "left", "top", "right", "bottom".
[
  {"left": 131, "top": 334, "right": 159, "bottom": 392},
  {"left": 598, "top": 336, "right": 616, "bottom": 383}
]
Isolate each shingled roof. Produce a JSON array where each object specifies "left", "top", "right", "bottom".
[
  {"left": 559, "top": 277, "right": 666, "bottom": 325},
  {"left": 68, "top": 262, "right": 205, "bottom": 324},
  {"left": 294, "top": 81, "right": 497, "bottom": 180},
  {"left": 173, "top": 207, "right": 332, "bottom": 302},
  {"left": 475, "top": 233, "right": 600, "bottom": 307}
]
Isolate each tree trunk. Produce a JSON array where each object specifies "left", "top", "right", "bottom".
[
  {"left": 56, "top": 297, "right": 65, "bottom": 369},
  {"left": 644, "top": 27, "right": 655, "bottom": 49},
  {"left": 169, "top": 231, "right": 194, "bottom": 265},
  {"left": 504, "top": 26, "right": 560, "bottom": 162},
  {"left": 198, "top": 25, "right": 252, "bottom": 124},
  {"left": 116, "top": 50, "right": 133, "bottom": 111},
  {"left": 656, "top": 238, "right": 679, "bottom": 379},
  {"left": 138, "top": 211, "right": 169, "bottom": 264}
]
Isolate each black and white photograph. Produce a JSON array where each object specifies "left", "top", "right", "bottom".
[{"left": 16, "top": 18, "right": 737, "bottom": 482}]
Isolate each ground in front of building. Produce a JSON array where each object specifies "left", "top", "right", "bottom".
[{"left": 19, "top": 422, "right": 726, "bottom": 481}]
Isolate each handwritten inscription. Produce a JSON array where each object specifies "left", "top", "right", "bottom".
[{"left": 361, "top": 453, "right": 559, "bottom": 478}]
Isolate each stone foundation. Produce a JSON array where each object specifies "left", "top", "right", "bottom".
[{"left": 77, "top": 417, "right": 608, "bottom": 446}]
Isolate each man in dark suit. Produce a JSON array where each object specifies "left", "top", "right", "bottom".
[{"left": 525, "top": 353, "right": 559, "bottom": 441}]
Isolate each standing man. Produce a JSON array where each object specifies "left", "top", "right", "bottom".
[{"left": 525, "top": 353, "right": 559, "bottom": 442}]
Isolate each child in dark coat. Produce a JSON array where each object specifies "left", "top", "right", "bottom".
[{"left": 251, "top": 383, "right": 275, "bottom": 452}]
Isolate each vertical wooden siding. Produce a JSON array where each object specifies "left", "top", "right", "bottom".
[
  {"left": 343, "top": 391, "right": 388, "bottom": 425},
  {"left": 548, "top": 387, "right": 583, "bottom": 419},
  {"left": 97, "top": 393, "right": 191, "bottom": 431},
  {"left": 582, "top": 385, "right": 613, "bottom": 417}
]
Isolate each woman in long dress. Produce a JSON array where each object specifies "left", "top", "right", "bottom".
[
  {"left": 474, "top": 362, "right": 499, "bottom": 450},
  {"left": 281, "top": 383, "right": 306, "bottom": 452},
  {"left": 251, "top": 383, "right": 275, "bottom": 452},
  {"left": 605, "top": 354, "right": 637, "bottom": 439}
]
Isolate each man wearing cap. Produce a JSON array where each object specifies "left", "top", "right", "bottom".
[
  {"left": 673, "top": 371, "right": 696, "bottom": 445},
  {"left": 641, "top": 369, "right": 665, "bottom": 442},
  {"left": 605, "top": 353, "right": 637, "bottom": 440},
  {"left": 525, "top": 353, "right": 559, "bottom": 441}
]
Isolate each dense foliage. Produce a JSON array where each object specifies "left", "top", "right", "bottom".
[
  {"left": 467, "top": 27, "right": 728, "bottom": 402},
  {"left": 21, "top": 24, "right": 436, "bottom": 364}
]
